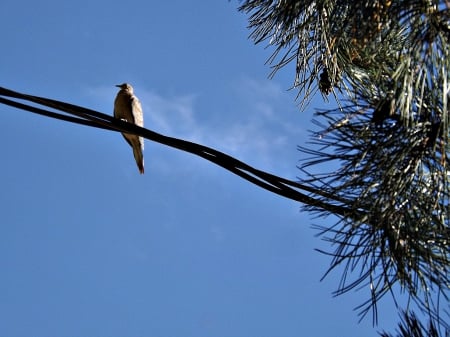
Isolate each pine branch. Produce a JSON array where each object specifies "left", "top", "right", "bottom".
[{"left": 239, "top": 0, "right": 450, "bottom": 327}]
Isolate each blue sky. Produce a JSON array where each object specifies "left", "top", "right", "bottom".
[{"left": 0, "top": 1, "right": 405, "bottom": 336}]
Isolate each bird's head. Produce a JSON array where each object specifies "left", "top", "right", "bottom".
[{"left": 116, "top": 83, "right": 133, "bottom": 92}]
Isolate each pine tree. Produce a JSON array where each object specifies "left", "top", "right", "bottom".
[{"left": 239, "top": 0, "right": 450, "bottom": 334}]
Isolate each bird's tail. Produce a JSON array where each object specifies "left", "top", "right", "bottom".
[{"left": 133, "top": 146, "right": 145, "bottom": 174}]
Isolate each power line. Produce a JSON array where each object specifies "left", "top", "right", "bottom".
[{"left": 0, "top": 86, "right": 353, "bottom": 216}]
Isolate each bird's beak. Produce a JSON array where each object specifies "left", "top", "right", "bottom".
[{"left": 115, "top": 84, "right": 121, "bottom": 88}]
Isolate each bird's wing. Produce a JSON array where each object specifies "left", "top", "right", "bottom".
[{"left": 131, "top": 95, "right": 143, "bottom": 128}]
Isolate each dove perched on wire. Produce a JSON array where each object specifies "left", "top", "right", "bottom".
[{"left": 114, "top": 83, "right": 145, "bottom": 174}]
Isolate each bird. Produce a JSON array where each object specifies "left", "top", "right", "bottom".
[{"left": 114, "top": 83, "right": 145, "bottom": 174}]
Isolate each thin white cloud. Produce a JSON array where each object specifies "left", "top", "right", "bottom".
[{"left": 140, "top": 91, "right": 198, "bottom": 137}]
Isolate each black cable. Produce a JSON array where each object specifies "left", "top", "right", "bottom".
[{"left": 0, "top": 86, "right": 355, "bottom": 217}]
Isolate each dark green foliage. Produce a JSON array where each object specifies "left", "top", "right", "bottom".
[
  {"left": 379, "top": 311, "right": 447, "bottom": 337},
  {"left": 240, "top": 0, "right": 450, "bottom": 333}
]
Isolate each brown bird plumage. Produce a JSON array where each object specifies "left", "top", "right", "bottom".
[{"left": 114, "top": 83, "right": 145, "bottom": 174}]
